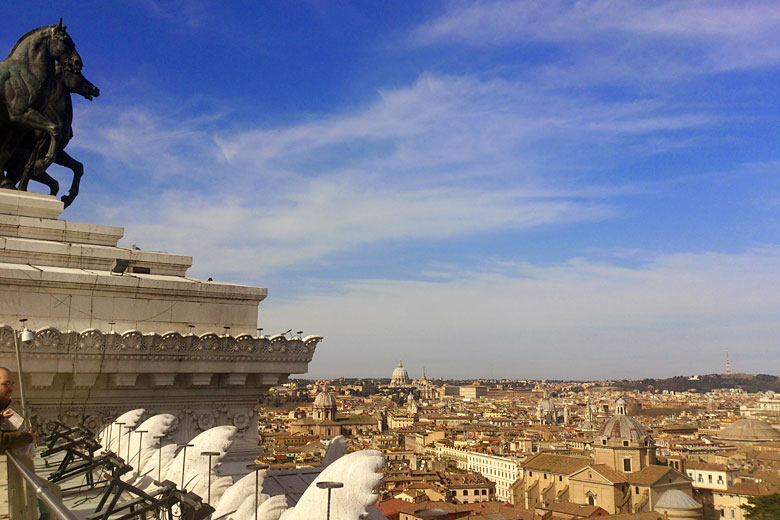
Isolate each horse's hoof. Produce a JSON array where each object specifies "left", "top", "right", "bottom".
[{"left": 61, "top": 195, "right": 72, "bottom": 208}]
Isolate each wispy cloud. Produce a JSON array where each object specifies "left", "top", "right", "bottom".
[
  {"left": 115, "top": 175, "right": 613, "bottom": 278},
  {"left": 262, "top": 248, "right": 780, "bottom": 379},
  {"left": 215, "top": 74, "right": 713, "bottom": 181},
  {"left": 415, "top": 0, "right": 780, "bottom": 75},
  {"left": 67, "top": 68, "right": 719, "bottom": 277}
]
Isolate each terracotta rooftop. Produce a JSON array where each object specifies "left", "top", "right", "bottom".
[
  {"left": 536, "top": 500, "right": 606, "bottom": 516},
  {"left": 522, "top": 453, "right": 592, "bottom": 475},
  {"left": 572, "top": 464, "right": 628, "bottom": 484},
  {"left": 720, "top": 481, "right": 779, "bottom": 496},
  {"left": 685, "top": 460, "right": 730, "bottom": 472},
  {"left": 627, "top": 465, "right": 679, "bottom": 486}
]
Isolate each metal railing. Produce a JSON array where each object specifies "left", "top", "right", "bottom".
[{"left": 5, "top": 449, "right": 78, "bottom": 520}]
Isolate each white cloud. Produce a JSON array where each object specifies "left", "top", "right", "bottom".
[
  {"left": 74, "top": 71, "right": 710, "bottom": 276},
  {"left": 215, "top": 74, "right": 712, "bottom": 175},
  {"left": 415, "top": 0, "right": 780, "bottom": 74},
  {"left": 260, "top": 248, "right": 780, "bottom": 379},
  {"left": 116, "top": 175, "right": 613, "bottom": 277}
]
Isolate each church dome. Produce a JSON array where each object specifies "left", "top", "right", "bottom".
[
  {"left": 390, "top": 361, "right": 410, "bottom": 386},
  {"left": 314, "top": 390, "right": 337, "bottom": 408},
  {"left": 598, "top": 398, "right": 648, "bottom": 443},
  {"left": 717, "top": 418, "right": 780, "bottom": 442},
  {"left": 655, "top": 489, "right": 701, "bottom": 510}
]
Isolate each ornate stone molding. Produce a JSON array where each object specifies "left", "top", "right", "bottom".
[{"left": 0, "top": 324, "right": 322, "bottom": 362}]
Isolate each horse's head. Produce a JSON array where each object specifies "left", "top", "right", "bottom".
[
  {"left": 48, "top": 19, "right": 82, "bottom": 72},
  {"left": 62, "top": 67, "right": 100, "bottom": 101}
]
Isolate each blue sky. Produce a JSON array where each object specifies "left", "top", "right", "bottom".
[{"left": 5, "top": 1, "right": 780, "bottom": 379}]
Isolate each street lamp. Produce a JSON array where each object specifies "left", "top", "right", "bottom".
[
  {"left": 178, "top": 443, "right": 195, "bottom": 489},
  {"left": 12, "top": 318, "right": 33, "bottom": 428},
  {"left": 316, "top": 481, "right": 344, "bottom": 520},
  {"left": 201, "top": 451, "right": 220, "bottom": 504},
  {"left": 246, "top": 463, "right": 269, "bottom": 520},
  {"left": 153, "top": 435, "right": 167, "bottom": 483}
]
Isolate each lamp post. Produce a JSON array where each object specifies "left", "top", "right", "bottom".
[
  {"left": 316, "top": 481, "right": 343, "bottom": 520},
  {"left": 201, "top": 451, "right": 220, "bottom": 505},
  {"left": 124, "top": 424, "right": 134, "bottom": 462},
  {"left": 115, "top": 422, "right": 125, "bottom": 457},
  {"left": 12, "top": 318, "right": 33, "bottom": 428},
  {"left": 134, "top": 430, "right": 148, "bottom": 469},
  {"left": 153, "top": 435, "right": 167, "bottom": 483},
  {"left": 246, "top": 463, "right": 269, "bottom": 520},
  {"left": 178, "top": 443, "right": 194, "bottom": 489}
]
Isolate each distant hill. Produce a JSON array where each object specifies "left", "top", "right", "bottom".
[{"left": 616, "top": 373, "right": 780, "bottom": 393}]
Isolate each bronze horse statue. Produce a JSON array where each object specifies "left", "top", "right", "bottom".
[
  {"left": 1, "top": 64, "right": 99, "bottom": 207},
  {"left": 0, "top": 21, "right": 82, "bottom": 194}
]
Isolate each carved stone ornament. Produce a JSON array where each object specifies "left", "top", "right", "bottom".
[
  {"left": 35, "top": 327, "right": 61, "bottom": 350},
  {"left": 77, "top": 329, "right": 105, "bottom": 351},
  {"left": 232, "top": 413, "right": 250, "bottom": 431},
  {"left": 120, "top": 330, "right": 145, "bottom": 350},
  {"left": 197, "top": 412, "right": 216, "bottom": 431},
  {"left": 0, "top": 326, "right": 15, "bottom": 350},
  {"left": 0, "top": 324, "right": 322, "bottom": 361}
]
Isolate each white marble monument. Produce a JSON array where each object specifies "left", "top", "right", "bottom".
[{"left": 0, "top": 188, "right": 322, "bottom": 448}]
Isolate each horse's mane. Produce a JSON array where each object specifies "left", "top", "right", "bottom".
[{"left": 6, "top": 25, "right": 54, "bottom": 60}]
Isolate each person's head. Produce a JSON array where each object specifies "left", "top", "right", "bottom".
[{"left": 0, "top": 367, "right": 15, "bottom": 403}]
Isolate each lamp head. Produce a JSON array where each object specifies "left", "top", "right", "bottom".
[{"left": 20, "top": 329, "right": 34, "bottom": 345}]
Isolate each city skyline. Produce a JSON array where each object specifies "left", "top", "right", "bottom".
[{"left": 5, "top": 2, "right": 780, "bottom": 379}]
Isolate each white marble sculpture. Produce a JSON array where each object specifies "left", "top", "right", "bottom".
[
  {"left": 212, "top": 469, "right": 270, "bottom": 520},
  {"left": 279, "top": 450, "right": 384, "bottom": 520},
  {"left": 322, "top": 435, "right": 347, "bottom": 467},
  {"left": 94, "top": 410, "right": 384, "bottom": 520},
  {"left": 161, "top": 425, "right": 238, "bottom": 498},
  {"left": 96, "top": 409, "right": 145, "bottom": 455},
  {"left": 256, "top": 495, "right": 290, "bottom": 520},
  {"left": 120, "top": 413, "right": 177, "bottom": 484}
]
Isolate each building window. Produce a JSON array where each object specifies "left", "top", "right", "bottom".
[
  {"left": 602, "top": 439, "right": 607, "bottom": 445},
  {"left": 635, "top": 486, "right": 639, "bottom": 494},
  {"left": 529, "top": 471, "right": 532, "bottom": 477},
  {"left": 698, "top": 475, "right": 703, "bottom": 483},
  {"left": 623, "top": 459, "right": 632, "bottom": 472},
  {"left": 623, "top": 440, "right": 629, "bottom": 447},
  {"left": 482, "top": 490, "right": 486, "bottom": 495},
  {"left": 731, "top": 510, "right": 735, "bottom": 518},
  {"left": 588, "top": 495, "right": 595, "bottom": 506},
  {"left": 720, "top": 509, "right": 724, "bottom": 517},
  {"left": 544, "top": 474, "right": 547, "bottom": 479},
  {"left": 559, "top": 476, "right": 563, "bottom": 482},
  {"left": 709, "top": 475, "right": 713, "bottom": 483}
]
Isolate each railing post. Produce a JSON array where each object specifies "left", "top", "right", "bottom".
[{"left": 3, "top": 452, "right": 37, "bottom": 520}]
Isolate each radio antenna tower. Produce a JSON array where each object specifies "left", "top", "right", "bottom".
[{"left": 725, "top": 349, "right": 731, "bottom": 375}]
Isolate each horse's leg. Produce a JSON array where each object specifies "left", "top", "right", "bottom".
[
  {"left": 56, "top": 150, "right": 82, "bottom": 208},
  {"left": 35, "top": 171, "right": 59, "bottom": 196},
  {"left": 17, "top": 139, "right": 42, "bottom": 191},
  {"left": 0, "top": 133, "right": 24, "bottom": 187},
  {"left": 7, "top": 108, "right": 60, "bottom": 184}
]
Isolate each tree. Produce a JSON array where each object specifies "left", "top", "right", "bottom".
[{"left": 742, "top": 493, "right": 780, "bottom": 520}]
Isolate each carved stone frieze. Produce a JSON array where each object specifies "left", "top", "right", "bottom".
[{"left": 0, "top": 324, "right": 322, "bottom": 362}]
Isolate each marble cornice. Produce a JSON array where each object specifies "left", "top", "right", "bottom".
[{"left": 0, "top": 324, "right": 321, "bottom": 363}]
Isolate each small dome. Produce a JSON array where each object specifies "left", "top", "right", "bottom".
[
  {"left": 314, "top": 391, "right": 337, "bottom": 408},
  {"left": 599, "top": 409, "right": 648, "bottom": 443},
  {"left": 655, "top": 489, "right": 701, "bottom": 510},
  {"left": 717, "top": 418, "right": 780, "bottom": 442}
]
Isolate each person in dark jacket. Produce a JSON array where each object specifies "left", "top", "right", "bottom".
[{"left": 0, "top": 366, "right": 36, "bottom": 451}]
